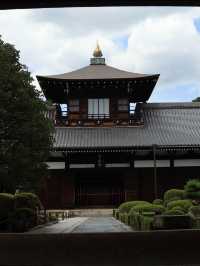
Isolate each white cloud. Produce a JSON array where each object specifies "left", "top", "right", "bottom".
[{"left": 0, "top": 7, "right": 200, "bottom": 101}]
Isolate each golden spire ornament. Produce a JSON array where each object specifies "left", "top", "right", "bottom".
[{"left": 93, "top": 41, "right": 103, "bottom": 58}]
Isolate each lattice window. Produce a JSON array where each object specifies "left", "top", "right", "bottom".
[
  {"left": 118, "top": 99, "right": 129, "bottom": 111},
  {"left": 88, "top": 98, "right": 109, "bottom": 118},
  {"left": 69, "top": 99, "right": 79, "bottom": 112}
]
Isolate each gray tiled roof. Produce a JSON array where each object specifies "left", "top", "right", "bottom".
[
  {"left": 38, "top": 64, "right": 158, "bottom": 80},
  {"left": 53, "top": 102, "right": 200, "bottom": 150}
]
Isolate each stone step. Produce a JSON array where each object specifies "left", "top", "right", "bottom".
[{"left": 70, "top": 208, "right": 113, "bottom": 217}]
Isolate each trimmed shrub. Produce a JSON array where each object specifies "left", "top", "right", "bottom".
[
  {"left": 164, "top": 189, "right": 185, "bottom": 204},
  {"left": 185, "top": 179, "right": 200, "bottom": 192},
  {"left": 119, "top": 213, "right": 127, "bottom": 223},
  {"left": 129, "top": 211, "right": 141, "bottom": 230},
  {"left": 164, "top": 209, "right": 185, "bottom": 216},
  {"left": 154, "top": 214, "right": 192, "bottom": 229},
  {"left": 14, "top": 192, "right": 41, "bottom": 210},
  {"left": 130, "top": 203, "right": 165, "bottom": 215},
  {"left": 0, "top": 193, "right": 14, "bottom": 220},
  {"left": 167, "top": 199, "right": 193, "bottom": 213},
  {"left": 12, "top": 208, "right": 36, "bottom": 232},
  {"left": 184, "top": 179, "right": 200, "bottom": 200},
  {"left": 140, "top": 215, "right": 154, "bottom": 231},
  {"left": 115, "top": 210, "right": 120, "bottom": 220},
  {"left": 153, "top": 199, "right": 163, "bottom": 205},
  {"left": 118, "top": 201, "right": 150, "bottom": 214},
  {"left": 189, "top": 206, "right": 200, "bottom": 217}
]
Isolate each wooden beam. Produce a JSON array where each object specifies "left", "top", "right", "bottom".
[{"left": 0, "top": 0, "right": 199, "bottom": 9}]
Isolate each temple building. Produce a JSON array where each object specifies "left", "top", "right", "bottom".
[{"left": 37, "top": 44, "right": 200, "bottom": 209}]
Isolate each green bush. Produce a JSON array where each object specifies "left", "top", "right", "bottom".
[
  {"left": 164, "top": 209, "right": 185, "bottom": 215},
  {"left": 153, "top": 199, "right": 163, "bottom": 205},
  {"left": 164, "top": 189, "right": 185, "bottom": 204},
  {"left": 129, "top": 211, "right": 141, "bottom": 230},
  {"left": 185, "top": 179, "right": 200, "bottom": 192},
  {"left": 184, "top": 179, "right": 200, "bottom": 200},
  {"left": 129, "top": 211, "right": 155, "bottom": 231},
  {"left": 140, "top": 215, "right": 154, "bottom": 231},
  {"left": 14, "top": 192, "right": 41, "bottom": 210},
  {"left": 114, "top": 210, "right": 120, "bottom": 220},
  {"left": 48, "top": 213, "right": 58, "bottom": 222},
  {"left": 118, "top": 201, "right": 151, "bottom": 214},
  {"left": 0, "top": 193, "right": 14, "bottom": 220},
  {"left": 129, "top": 203, "right": 165, "bottom": 215},
  {"left": 153, "top": 214, "right": 192, "bottom": 229},
  {"left": 189, "top": 206, "right": 200, "bottom": 217},
  {"left": 12, "top": 208, "right": 36, "bottom": 232},
  {"left": 167, "top": 199, "right": 193, "bottom": 213}
]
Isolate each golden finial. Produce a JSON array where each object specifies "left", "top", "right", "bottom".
[{"left": 93, "top": 41, "right": 103, "bottom": 58}]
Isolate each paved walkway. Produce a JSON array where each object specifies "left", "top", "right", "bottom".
[
  {"left": 27, "top": 217, "right": 132, "bottom": 234},
  {"left": 72, "top": 217, "right": 132, "bottom": 233}
]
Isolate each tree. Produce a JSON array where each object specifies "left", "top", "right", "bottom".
[
  {"left": 0, "top": 36, "right": 53, "bottom": 193},
  {"left": 192, "top": 97, "right": 200, "bottom": 102}
]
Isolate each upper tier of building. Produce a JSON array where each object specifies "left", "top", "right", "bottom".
[{"left": 37, "top": 44, "right": 159, "bottom": 103}]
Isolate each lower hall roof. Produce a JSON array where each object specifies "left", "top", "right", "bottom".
[{"left": 53, "top": 102, "right": 200, "bottom": 151}]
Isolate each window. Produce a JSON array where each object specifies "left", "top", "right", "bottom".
[
  {"left": 68, "top": 99, "right": 79, "bottom": 112},
  {"left": 130, "top": 102, "right": 136, "bottom": 115},
  {"left": 60, "top": 104, "right": 68, "bottom": 116},
  {"left": 118, "top": 99, "right": 128, "bottom": 111},
  {"left": 88, "top": 98, "right": 109, "bottom": 118}
]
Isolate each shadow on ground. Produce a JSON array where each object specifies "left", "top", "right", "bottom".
[{"left": 0, "top": 230, "right": 200, "bottom": 266}]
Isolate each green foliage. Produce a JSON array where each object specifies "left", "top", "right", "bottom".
[
  {"left": 167, "top": 199, "right": 193, "bottom": 212},
  {"left": 184, "top": 179, "right": 200, "bottom": 199},
  {"left": 164, "top": 189, "right": 185, "bottom": 204},
  {"left": 48, "top": 212, "right": 58, "bottom": 222},
  {"left": 153, "top": 199, "right": 163, "bottom": 205},
  {"left": 0, "top": 36, "right": 53, "bottom": 193},
  {"left": 153, "top": 214, "right": 192, "bottom": 229},
  {"left": 118, "top": 201, "right": 150, "bottom": 214},
  {"left": 12, "top": 208, "right": 36, "bottom": 232},
  {"left": 129, "top": 211, "right": 141, "bottom": 230},
  {"left": 14, "top": 192, "right": 41, "bottom": 210},
  {"left": 189, "top": 206, "right": 200, "bottom": 217},
  {"left": 0, "top": 193, "right": 14, "bottom": 220},
  {"left": 140, "top": 215, "right": 154, "bottom": 231},
  {"left": 192, "top": 97, "right": 200, "bottom": 102},
  {"left": 129, "top": 203, "right": 165, "bottom": 215},
  {"left": 164, "top": 209, "right": 185, "bottom": 216},
  {"left": 129, "top": 211, "right": 155, "bottom": 231},
  {"left": 184, "top": 179, "right": 200, "bottom": 192}
]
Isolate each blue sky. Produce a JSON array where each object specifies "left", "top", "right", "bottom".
[{"left": 0, "top": 7, "right": 200, "bottom": 102}]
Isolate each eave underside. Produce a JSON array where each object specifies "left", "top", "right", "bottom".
[{"left": 38, "top": 76, "right": 158, "bottom": 103}]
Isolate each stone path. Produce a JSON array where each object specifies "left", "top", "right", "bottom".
[
  {"left": 27, "top": 217, "right": 132, "bottom": 234},
  {"left": 72, "top": 217, "right": 132, "bottom": 233},
  {"left": 27, "top": 217, "right": 88, "bottom": 234}
]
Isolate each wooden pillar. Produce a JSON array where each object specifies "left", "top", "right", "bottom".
[{"left": 153, "top": 144, "right": 158, "bottom": 199}]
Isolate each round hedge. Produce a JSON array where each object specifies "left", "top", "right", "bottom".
[
  {"left": 14, "top": 193, "right": 41, "bottom": 210},
  {"left": 12, "top": 208, "right": 36, "bottom": 232},
  {"left": 167, "top": 199, "right": 193, "bottom": 212},
  {"left": 118, "top": 201, "right": 151, "bottom": 214},
  {"left": 0, "top": 193, "right": 14, "bottom": 220},
  {"left": 164, "top": 209, "right": 185, "bottom": 215},
  {"left": 164, "top": 189, "right": 185, "bottom": 204},
  {"left": 129, "top": 203, "right": 165, "bottom": 215},
  {"left": 189, "top": 206, "right": 200, "bottom": 217},
  {"left": 153, "top": 199, "right": 163, "bottom": 205},
  {"left": 184, "top": 179, "right": 200, "bottom": 192},
  {"left": 184, "top": 179, "right": 200, "bottom": 199}
]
